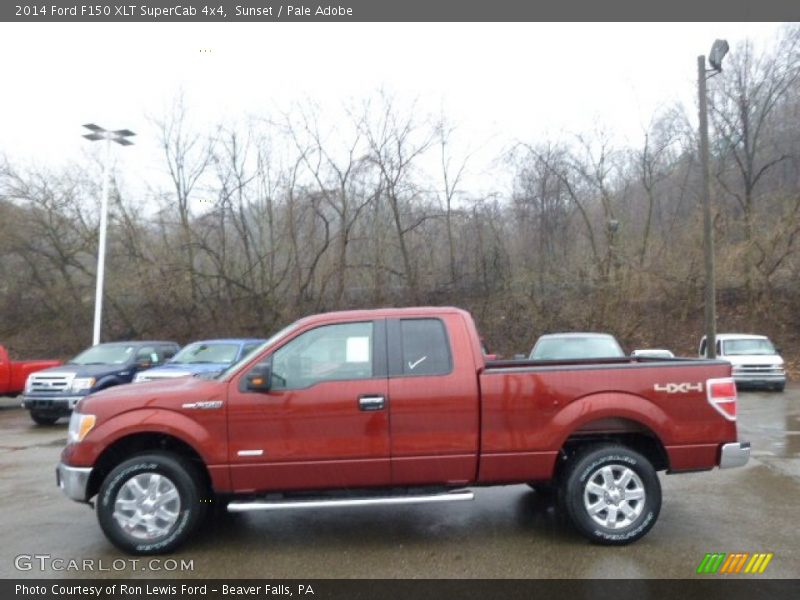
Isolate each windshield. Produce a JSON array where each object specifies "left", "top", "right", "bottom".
[
  {"left": 70, "top": 344, "right": 135, "bottom": 365},
  {"left": 723, "top": 339, "right": 777, "bottom": 356},
  {"left": 217, "top": 323, "right": 299, "bottom": 380},
  {"left": 172, "top": 342, "right": 241, "bottom": 364},
  {"left": 530, "top": 336, "right": 624, "bottom": 360}
]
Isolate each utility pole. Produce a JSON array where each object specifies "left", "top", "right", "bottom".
[
  {"left": 697, "top": 40, "right": 728, "bottom": 359},
  {"left": 698, "top": 54, "right": 716, "bottom": 359}
]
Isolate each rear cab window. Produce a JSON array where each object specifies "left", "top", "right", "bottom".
[{"left": 390, "top": 318, "right": 453, "bottom": 377}]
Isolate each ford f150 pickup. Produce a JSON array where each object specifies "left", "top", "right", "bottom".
[
  {"left": 0, "top": 344, "right": 61, "bottom": 396},
  {"left": 57, "top": 307, "right": 749, "bottom": 555},
  {"left": 23, "top": 341, "right": 179, "bottom": 425}
]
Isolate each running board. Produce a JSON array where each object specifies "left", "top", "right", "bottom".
[{"left": 227, "top": 490, "right": 474, "bottom": 512}]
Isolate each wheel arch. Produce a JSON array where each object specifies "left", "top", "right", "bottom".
[
  {"left": 551, "top": 393, "right": 672, "bottom": 478},
  {"left": 86, "top": 432, "right": 212, "bottom": 500}
]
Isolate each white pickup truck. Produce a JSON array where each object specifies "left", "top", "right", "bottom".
[{"left": 699, "top": 333, "right": 786, "bottom": 392}]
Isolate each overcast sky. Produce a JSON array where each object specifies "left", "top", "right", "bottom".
[{"left": 0, "top": 22, "right": 787, "bottom": 200}]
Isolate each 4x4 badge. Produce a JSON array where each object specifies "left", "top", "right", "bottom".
[{"left": 654, "top": 383, "right": 704, "bottom": 394}]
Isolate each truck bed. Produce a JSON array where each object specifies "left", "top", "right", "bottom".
[{"left": 478, "top": 356, "right": 735, "bottom": 482}]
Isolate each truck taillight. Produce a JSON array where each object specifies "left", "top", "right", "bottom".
[{"left": 706, "top": 377, "right": 737, "bottom": 421}]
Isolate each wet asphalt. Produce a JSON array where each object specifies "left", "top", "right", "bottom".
[{"left": 0, "top": 388, "right": 798, "bottom": 579}]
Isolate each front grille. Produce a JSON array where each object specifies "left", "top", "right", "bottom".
[
  {"left": 738, "top": 365, "right": 783, "bottom": 373},
  {"left": 28, "top": 373, "right": 74, "bottom": 393}
]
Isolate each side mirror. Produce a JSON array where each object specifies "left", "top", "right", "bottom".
[
  {"left": 245, "top": 364, "right": 272, "bottom": 392},
  {"left": 136, "top": 359, "right": 152, "bottom": 369}
]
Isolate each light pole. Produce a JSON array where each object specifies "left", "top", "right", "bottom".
[
  {"left": 82, "top": 124, "right": 135, "bottom": 346},
  {"left": 698, "top": 40, "right": 728, "bottom": 359}
]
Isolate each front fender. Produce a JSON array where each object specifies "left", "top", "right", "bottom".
[{"left": 63, "top": 407, "right": 226, "bottom": 468}]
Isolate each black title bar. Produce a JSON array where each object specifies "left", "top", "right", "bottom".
[
  {"left": 4, "top": 579, "right": 800, "bottom": 600},
  {"left": 3, "top": 0, "right": 800, "bottom": 22}
]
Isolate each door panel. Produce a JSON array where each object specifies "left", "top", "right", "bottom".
[
  {"left": 387, "top": 315, "right": 480, "bottom": 485},
  {"left": 227, "top": 320, "right": 390, "bottom": 493}
]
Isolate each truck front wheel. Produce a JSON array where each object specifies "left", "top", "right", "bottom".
[
  {"left": 30, "top": 411, "right": 59, "bottom": 425},
  {"left": 560, "top": 445, "right": 661, "bottom": 545},
  {"left": 96, "top": 453, "right": 205, "bottom": 555}
]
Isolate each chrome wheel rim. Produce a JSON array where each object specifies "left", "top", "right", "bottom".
[
  {"left": 583, "top": 464, "right": 645, "bottom": 529},
  {"left": 113, "top": 472, "right": 181, "bottom": 540}
]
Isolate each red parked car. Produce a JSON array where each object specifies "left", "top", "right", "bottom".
[
  {"left": 0, "top": 344, "right": 61, "bottom": 396},
  {"left": 57, "top": 307, "right": 749, "bottom": 554}
]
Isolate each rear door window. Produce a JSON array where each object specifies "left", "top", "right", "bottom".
[{"left": 398, "top": 318, "right": 452, "bottom": 376}]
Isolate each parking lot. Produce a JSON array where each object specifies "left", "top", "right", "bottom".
[{"left": 0, "top": 387, "right": 798, "bottom": 579}]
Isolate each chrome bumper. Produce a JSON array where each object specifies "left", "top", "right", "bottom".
[
  {"left": 732, "top": 373, "right": 785, "bottom": 384},
  {"left": 56, "top": 462, "right": 92, "bottom": 502},
  {"left": 720, "top": 441, "right": 751, "bottom": 469}
]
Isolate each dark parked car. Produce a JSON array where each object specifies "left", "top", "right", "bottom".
[{"left": 22, "top": 341, "right": 179, "bottom": 424}]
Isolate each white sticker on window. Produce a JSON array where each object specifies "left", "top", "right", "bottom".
[{"left": 346, "top": 337, "right": 370, "bottom": 363}]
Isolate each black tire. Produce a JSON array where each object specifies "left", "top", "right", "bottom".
[
  {"left": 774, "top": 383, "right": 785, "bottom": 392},
  {"left": 30, "top": 411, "right": 59, "bottom": 425},
  {"left": 96, "top": 453, "right": 205, "bottom": 555},
  {"left": 559, "top": 444, "right": 661, "bottom": 545}
]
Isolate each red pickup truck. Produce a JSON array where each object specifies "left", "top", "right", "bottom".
[
  {"left": 0, "top": 344, "right": 61, "bottom": 396},
  {"left": 57, "top": 307, "right": 749, "bottom": 554}
]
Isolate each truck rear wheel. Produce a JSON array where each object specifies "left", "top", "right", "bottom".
[
  {"left": 96, "top": 453, "right": 205, "bottom": 555},
  {"left": 560, "top": 445, "right": 661, "bottom": 545}
]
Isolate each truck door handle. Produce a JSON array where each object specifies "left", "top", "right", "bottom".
[{"left": 358, "top": 395, "right": 385, "bottom": 411}]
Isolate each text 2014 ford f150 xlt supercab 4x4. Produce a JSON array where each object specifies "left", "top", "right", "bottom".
[{"left": 57, "top": 307, "right": 749, "bottom": 554}]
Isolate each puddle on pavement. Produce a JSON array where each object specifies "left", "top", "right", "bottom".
[
  {"left": 738, "top": 394, "right": 800, "bottom": 458},
  {"left": 779, "top": 413, "right": 800, "bottom": 458}
]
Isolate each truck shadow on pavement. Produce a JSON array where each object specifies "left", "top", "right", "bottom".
[{"left": 189, "top": 486, "right": 580, "bottom": 552}]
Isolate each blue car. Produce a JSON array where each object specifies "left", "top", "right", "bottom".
[{"left": 133, "top": 338, "right": 265, "bottom": 382}]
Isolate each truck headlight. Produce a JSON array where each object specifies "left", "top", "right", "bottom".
[
  {"left": 68, "top": 412, "right": 96, "bottom": 443},
  {"left": 71, "top": 377, "right": 96, "bottom": 392},
  {"left": 24, "top": 376, "right": 33, "bottom": 393}
]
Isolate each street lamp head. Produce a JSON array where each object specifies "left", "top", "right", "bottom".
[
  {"left": 82, "top": 124, "right": 136, "bottom": 146},
  {"left": 709, "top": 39, "right": 729, "bottom": 72}
]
